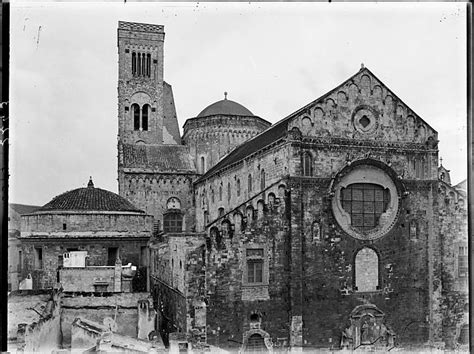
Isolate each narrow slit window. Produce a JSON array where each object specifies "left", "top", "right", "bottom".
[
  {"left": 146, "top": 54, "right": 151, "bottom": 77},
  {"left": 132, "top": 52, "right": 137, "bottom": 76},
  {"left": 137, "top": 53, "right": 141, "bottom": 76}
]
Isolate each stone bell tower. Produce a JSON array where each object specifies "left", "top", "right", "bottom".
[
  {"left": 117, "top": 21, "right": 165, "bottom": 146},
  {"left": 116, "top": 21, "right": 195, "bottom": 230}
]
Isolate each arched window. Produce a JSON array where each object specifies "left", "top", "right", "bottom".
[
  {"left": 219, "top": 185, "right": 223, "bottom": 201},
  {"left": 146, "top": 53, "right": 151, "bottom": 77},
  {"left": 218, "top": 207, "right": 225, "bottom": 218},
  {"left": 200, "top": 156, "right": 205, "bottom": 174},
  {"left": 142, "top": 53, "right": 146, "bottom": 76},
  {"left": 237, "top": 179, "right": 241, "bottom": 197},
  {"left": 163, "top": 211, "right": 183, "bottom": 233},
  {"left": 132, "top": 52, "right": 137, "bottom": 76},
  {"left": 210, "top": 227, "right": 221, "bottom": 249},
  {"left": 141, "top": 104, "right": 149, "bottom": 131},
  {"left": 227, "top": 182, "right": 231, "bottom": 202},
  {"left": 221, "top": 219, "right": 231, "bottom": 238},
  {"left": 248, "top": 174, "right": 252, "bottom": 193},
  {"left": 355, "top": 248, "right": 379, "bottom": 292},
  {"left": 233, "top": 212, "right": 243, "bottom": 232},
  {"left": 137, "top": 53, "right": 141, "bottom": 76},
  {"left": 260, "top": 169, "right": 266, "bottom": 190},
  {"left": 132, "top": 104, "right": 140, "bottom": 131},
  {"left": 268, "top": 193, "right": 276, "bottom": 207},
  {"left": 302, "top": 152, "right": 313, "bottom": 176},
  {"left": 211, "top": 189, "right": 215, "bottom": 204},
  {"left": 246, "top": 205, "right": 254, "bottom": 221}
]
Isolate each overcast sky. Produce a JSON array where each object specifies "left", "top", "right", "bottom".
[{"left": 10, "top": 2, "right": 467, "bottom": 206}]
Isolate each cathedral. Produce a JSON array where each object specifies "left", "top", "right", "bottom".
[
  {"left": 12, "top": 21, "right": 468, "bottom": 351},
  {"left": 115, "top": 21, "right": 468, "bottom": 351}
]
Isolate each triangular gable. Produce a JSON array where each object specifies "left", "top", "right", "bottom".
[
  {"left": 198, "top": 66, "right": 438, "bottom": 182},
  {"left": 288, "top": 66, "right": 437, "bottom": 143}
]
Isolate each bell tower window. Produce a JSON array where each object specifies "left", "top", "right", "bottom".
[
  {"left": 142, "top": 104, "right": 149, "bottom": 131},
  {"left": 137, "top": 53, "right": 141, "bottom": 76},
  {"left": 132, "top": 104, "right": 140, "bottom": 131},
  {"left": 146, "top": 54, "right": 151, "bottom": 77},
  {"left": 132, "top": 52, "right": 137, "bottom": 76}
]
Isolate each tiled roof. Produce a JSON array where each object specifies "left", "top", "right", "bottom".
[
  {"left": 37, "top": 182, "right": 143, "bottom": 213},
  {"left": 9, "top": 203, "right": 41, "bottom": 215},
  {"left": 122, "top": 144, "right": 196, "bottom": 172},
  {"left": 197, "top": 98, "right": 254, "bottom": 117}
]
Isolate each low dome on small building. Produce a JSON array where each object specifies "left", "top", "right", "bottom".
[{"left": 37, "top": 178, "right": 144, "bottom": 213}]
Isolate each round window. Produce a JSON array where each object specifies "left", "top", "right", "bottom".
[
  {"left": 353, "top": 106, "right": 378, "bottom": 134},
  {"left": 332, "top": 164, "right": 400, "bottom": 240}
]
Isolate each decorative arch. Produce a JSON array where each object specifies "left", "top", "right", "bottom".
[
  {"left": 242, "top": 329, "right": 272, "bottom": 353},
  {"left": 246, "top": 205, "right": 255, "bottom": 221}
]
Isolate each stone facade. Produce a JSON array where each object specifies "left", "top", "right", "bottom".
[{"left": 130, "top": 34, "right": 467, "bottom": 351}]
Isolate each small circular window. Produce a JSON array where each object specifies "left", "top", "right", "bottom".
[{"left": 353, "top": 106, "right": 378, "bottom": 134}]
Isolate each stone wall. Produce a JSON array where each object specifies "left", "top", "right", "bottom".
[
  {"left": 437, "top": 181, "right": 468, "bottom": 349},
  {"left": 194, "top": 141, "right": 290, "bottom": 232},
  {"left": 119, "top": 174, "right": 195, "bottom": 232},
  {"left": 8, "top": 290, "right": 62, "bottom": 353},
  {"left": 21, "top": 212, "right": 153, "bottom": 236},
  {"left": 149, "top": 234, "right": 206, "bottom": 346},
  {"left": 60, "top": 292, "right": 152, "bottom": 347},
  {"left": 20, "top": 238, "right": 148, "bottom": 290},
  {"left": 59, "top": 262, "right": 136, "bottom": 293}
]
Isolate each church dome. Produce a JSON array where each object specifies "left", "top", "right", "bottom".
[
  {"left": 37, "top": 178, "right": 143, "bottom": 213},
  {"left": 197, "top": 93, "right": 254, "bottom": 117}
]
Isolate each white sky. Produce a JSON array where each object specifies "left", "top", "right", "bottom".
[{"left": 10, "top": 2, "right": 467, "bottom": 206}]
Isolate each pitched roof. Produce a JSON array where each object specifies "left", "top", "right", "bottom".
[
  {"left": 35, "top": 180, "right": 143, "bottom": 213},
  {"left": 9, "top": 203, "right": 41, "bottom": 215},
  {"left": 122, "top": 144, "right": 196, "bottom": 173},
  {"left": 197, "top": 66, "right": 436, "bottom": 183},
  {"left": 163, "top": 81, "right": 181, "bottom": 144}
]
